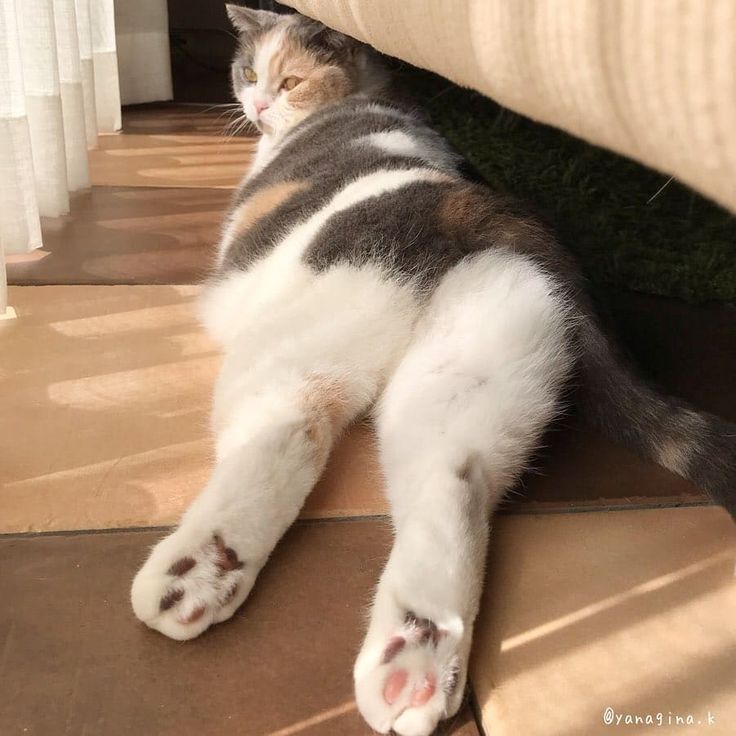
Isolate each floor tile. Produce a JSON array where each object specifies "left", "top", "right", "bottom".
[
  {"left": 0, "top": 286, "right": 387, "bottom": 534},
  {"left": 470, "top": 506, "right": 736, "bottom": 736},
  {"left": 2, "top": 285, "right": 728, "bottom": 534},
  {"left": 0, "top": 519, "right": 475, "bottom": 735},
  {"left": 3, "top": 285, "right": 732, "bottom": 534},
  {"left": 6, "top": 187, "right": 230, "bottom": 286},
  {"left": 89, "top": 105, "right": 256, "bottom": 190},
  {"left": 516, "top": 418, "right": 707, "bottom": 512}
]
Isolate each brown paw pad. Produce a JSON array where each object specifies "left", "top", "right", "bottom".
[
  {"left": 213, "top": 535, "right": 244, "bottom": 572},
  {"left": 167, "top": 556, "right": 196, "bottom": 577},
  {"left": 160, "top": 588, "right": 184, "bottom": 612},
  {"left": 404, "top": 611, "right": 444, "bottom": 646},
  {"left": 381, "top": 636, "right": 406, "bottom": 664},
  {"left": 178, "top": 605, "right": 206, "bottom": 625},
  {"left": 220, "top": 582, "right": 240, "bottom": 606}
]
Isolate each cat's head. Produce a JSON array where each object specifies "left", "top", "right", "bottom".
[{"left": 226, "top": 5, "right": 385, "bottom": 137}]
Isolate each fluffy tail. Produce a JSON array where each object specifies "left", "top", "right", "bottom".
[{"left": 576, "top": 315, "right": 736, "bottom": 516}]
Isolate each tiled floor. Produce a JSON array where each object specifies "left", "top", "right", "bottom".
[
  {"left": 472, "top": 507, "right": 736, "bottom": 736},
  {"left": 5, "top": 186, "right": 230, "bottom": 285},
  {"left": 0, "top": 522, "right": 479, "bottom": 735},
  {"left": 89, "top": 105, "right": 256, "bottom": 190},
  {"left": 2, "top": 104, "right": 734, "bottom": 735}
]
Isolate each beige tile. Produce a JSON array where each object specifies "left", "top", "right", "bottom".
[
  {"left": 0, "top": 286, "right": 387, "bottom": 534},
  {"left": 90, "top": 105, "right": 257, "bottom": 190},
  {"left": 90, "top": 132, "right": 255, "bottom": 190},
  {"left": 0, "top": 286, "right": 725, "bottom": 534},
  {"left": 471, "top": 506, "right": 736, "bottom": 736}
]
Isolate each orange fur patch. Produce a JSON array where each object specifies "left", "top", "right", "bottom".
[
  {"left": 231, "top": 180, "right": 308, "bottom": 236},
  {"left": 268, "top": 33, "right": 319, "bottom": 82},
  {"left": 438, "top": 184, "right": 487, "bottom": 232},
  {"left": 266, "top": 31, "right": 353, "bottom": 110},
  {"left": 288, "top": 65, "right": 352, "bottom": 109},
  {"left": 302, "top": 375, "right": 351, "bottom": 467}
]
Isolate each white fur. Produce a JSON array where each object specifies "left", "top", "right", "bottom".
[
  {"left": 356, "top": 130, "right": 423, "bottom": 157},
  {"left": 354, "top": 130, "right": 459, "bottom": 172},
  {"left": 354, "top": 252, "right": 575, "bottom": 733},
  {"left": 212, "top": 167, "right": 448, "bottom": 320}
]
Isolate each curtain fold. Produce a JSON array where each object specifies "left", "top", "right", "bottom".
[
  {"left": 91, "top": 0, "right": 121, "bottom": 132},
  {"left": 75, "top": 0, "right": 98, "bottom": 148},
  {"left": 0, "top": 0, "right": 43, "bottom": 259},
  {"left": 1, "top": 0, "right": 125, "bottom": 266},
  {"left": 53, "top": 0, "right": 90, "bottom": 192},
  {"left": 1, "top": 0, "right": 172, "bottom": 311},
  {"left": 17, "top": 0, "right": 70, "bottom": 218}
]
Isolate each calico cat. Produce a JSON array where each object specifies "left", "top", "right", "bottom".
[{"left": 131, "top": 6, "right": 736, "bottom": 734}]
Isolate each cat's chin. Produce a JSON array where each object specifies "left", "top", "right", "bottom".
[{"left": 253, "top": 118, "right": 274, "bottom": 136}]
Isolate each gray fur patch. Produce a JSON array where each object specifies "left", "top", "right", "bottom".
[{"left": 221, "top": 100, "right": 464, "bottom": 272}]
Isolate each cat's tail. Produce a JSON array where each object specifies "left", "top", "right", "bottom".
[{"left": 575, "top": 314, "right": 736, "bottom": 516}]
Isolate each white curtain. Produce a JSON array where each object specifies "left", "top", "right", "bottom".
[
  {"left": 0, "top": 0, "right": 172, "bottom": 316},
  {"left": 0, "top": 1, "right": 109, "bottom": 315},
  {"left": 115, "top": 0, "right": 172, "bottom": 106}
]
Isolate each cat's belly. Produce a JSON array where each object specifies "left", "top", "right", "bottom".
[{"left": 201, "top": 258, "right": 422, "bottom": 426}]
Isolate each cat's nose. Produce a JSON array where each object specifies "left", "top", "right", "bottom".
[{"left": 254, "top": 99, "right": 270, "bottom": 115}]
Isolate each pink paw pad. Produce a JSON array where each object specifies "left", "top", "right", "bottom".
[
  {"left": 378, "top": 611, "right": 456, "bottom": 707},
  {"left": 411, "top": 674, "right": 437, "bottom": 706},
  {"left": 381, "top": 668, "right": 438, "bottom": 706},
  {"left": 383, "top": 669, "right": 408, "bottom": 704}
]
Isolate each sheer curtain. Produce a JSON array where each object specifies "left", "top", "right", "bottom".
[
  {"left": 0, "top": 0, "right": 172, "bottom": 317},
  {"left": 0, "top": 0, "right": 121, "bottom": 315}
]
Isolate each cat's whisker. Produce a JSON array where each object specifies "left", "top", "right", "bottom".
[
  {"left": 222, "top": 115, "right": 246, "bottom": 137},
  {"left": 225, "top": 114, "right": 257, "bottom": 139},
  {"left": 216, "top": 108, "right": 245, "bottom": 126},
  {"left": 199, "top": 102, "right": 241, "bottom": 114}
]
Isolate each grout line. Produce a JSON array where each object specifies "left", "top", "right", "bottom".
[
  {"left": 0, "top": 514, "right": 392, "bottom": 540},
  {"left": 496, "top": 499, "right": 713, "bottom": 515},
  {"left": 0, "top": 525, "right": 174, "bottom": 540},
  {"left": 0, "top": 502, "right": 713, "bottom": 540}
]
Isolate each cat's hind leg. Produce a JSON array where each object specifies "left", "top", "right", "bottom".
[
  {"left": 131, "top": 371, "right": 366, "bottom": 640},
  {"left": 354, "top": 252, "right": 575, "bottom": 735}
]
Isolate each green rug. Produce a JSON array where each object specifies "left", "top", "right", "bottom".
[{"left": 400, "top": 67, "right": 736, "bottom": 304}]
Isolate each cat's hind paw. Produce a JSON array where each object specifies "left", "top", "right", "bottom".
[
  {"left": 354, "top": 611, "right": 466, "bottom": 736},
  {"left": 131, "top": 530, "right": 252, "bottom": 640}
]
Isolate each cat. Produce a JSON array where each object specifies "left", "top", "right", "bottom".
[{"left": 131, "top": 6, "right": 736, "bottom": 735}]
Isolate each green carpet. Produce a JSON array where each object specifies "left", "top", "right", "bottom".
[{"left": 400, "top": 67, "right": 736, "bottom": 304}]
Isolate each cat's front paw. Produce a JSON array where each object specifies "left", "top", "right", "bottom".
[
  {"left": 131, "top": 529, "right": 253, "bottom": 640},
  {"left": 354, "top": 609, "right": 468, "bottom": 736}
]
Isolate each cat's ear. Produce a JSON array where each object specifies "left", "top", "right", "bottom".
[{"left": 225, "top": 4, "right": 278, "bottom": 35}]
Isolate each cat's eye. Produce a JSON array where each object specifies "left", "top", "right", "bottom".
[
  {"left": 282, "top": 76, "right": 302, "bottom": 91},
  {"left": 242, "top": 67, "right": 257, "bottom": 83}
]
